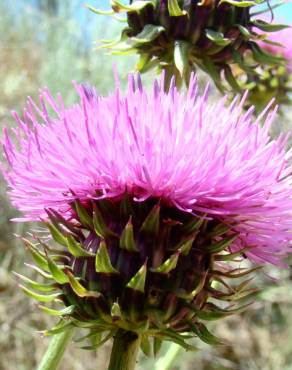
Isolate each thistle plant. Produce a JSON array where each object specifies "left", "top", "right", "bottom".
[
  {"left": 90, "top": 0, "right": 286, "bottom": 90},
  {"left": 2, "top": 74, "right": 292, "bottom": 370}
]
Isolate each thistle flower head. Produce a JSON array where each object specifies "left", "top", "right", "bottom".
[
  {"left": 3, "top": 74, "right": 292, "bottom": 347},
  {"left": 90, "top": 0, "right": 285, "bottom": 90},
  {"left": 3, "top": 74, "right": 292, "bottom": 264}
]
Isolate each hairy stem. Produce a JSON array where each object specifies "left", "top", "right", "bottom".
[
  {"left": 107, "top": 329, "right": 141, "bottom": 370},
  {"left": 37, "top": 326, "right": 74, "bottom": 370}
]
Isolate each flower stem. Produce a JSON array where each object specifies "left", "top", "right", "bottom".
[
  {"left": 107, "top": 330, "right": 141, "bottom": 370},
  {"left": 37, "top": 327, "right": 74, "bottom": 370},
  {"left": 154, "top": 343, "right": 182, "bottom": 370}
]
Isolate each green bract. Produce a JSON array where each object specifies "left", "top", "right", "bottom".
[{"left": 19, "top": 196, "right": 257, "bottom": 352}]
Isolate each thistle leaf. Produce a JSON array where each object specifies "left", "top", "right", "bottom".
[
  {"left": 38, "top": 305, "right": 76, "bottom": 316},
  {"left": 13, "top": 272, "right": 55, "bottom": 292},
  {"left": 95, "top": 241, "right": 118, "bottom": 274},
  {"left": 178, "top": 234, "right": 196, "bottom": 255},
  {"left": 86, "top": 5, "right": 115, "bottom": 15},
  {"left": 154, "top": 252, "right": 179, "bottom": 273},
  {"left": 65, "top": 270, "right": 100, "bottom": 298},
  {"left": 93, "top": 204, "right": 117, "bottom": 238},
  {"left": 206, "top": 29, "right": 232, "bottom": 46},
  {"left": 206, "top": 234, "right": 238, "bottom": 253},
  {"left": 219, "top": 0, "right": 257, "bottom": 7},
  {"left": 189, "top": 322, "right": 224, "bottom": 345},
  {"left": 252, "top": 20, "right": 289, "bottom": 32},
  {"left": 74, "top": 200, "right": 93, "bottom": 228},
  {"left": 66, "top": 235, "right": 94, "bottom": 257},
  {"left": 47, "top": 256, "right": 69, "bottom": 284},
  {"left": 44, "top": 320, "right": 75, "bottom": 336},
  {"left": 24, "top": 241, "right": 50, "bottom": 271},
  {"left": 111, "top": 0, "right": 155, "bottom": 12},
  {"left": 20, "top": 285, "right": 61, "bottom": 302},
  {"left": 131, "top": 25, "right": 165, "bottom": 44},
  {"left": 47, "top": 223, "right": 68, "bottom": 247}
]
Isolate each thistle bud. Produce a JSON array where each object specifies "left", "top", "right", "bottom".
[{"left": 90, "top": 0, "right": 286, "bottom": 90}]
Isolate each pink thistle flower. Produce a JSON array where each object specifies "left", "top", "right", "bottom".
[{"left": 2, "top": 74, "right": 292, "bottom": 266}]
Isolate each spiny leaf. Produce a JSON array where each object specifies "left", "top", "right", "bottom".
[
  {"left": 38, "top": 305, "right": 75, "bottom": 316},
  {"left": 251, "top": 43, "right": 284, "bottom": 64},
  {"left": 47, "top": 223, "right": 68, "bottom": 247},
  {"left": 95, "top": 241, "right": 118, "bottom": 274},
  {"left": 20, "top": 285, "right": 61, "bottom": 302},
  {"left": 111, "top": 0, "right": 155, "bottom": 12},
  {"left": 93, "top": 204, "right": 117, "bottom": 238},
  {"left": 189, "top": 322, "right": 224, "bottom": 345},
  {"left": 215, "top": 246, "right": 252, "bottom": 261},
  {"left": 66, "top": 235, "right": 94, "bottom": 257},
  {"left": 154, "top": 252, "right": 179, "bottom": 273},
  {"left": 120, "top": 218, "right": 138, "bottom": 252},
  {"left": 219, "top": 0, "right": 258, "bottom": 7},
  {"left": 23, "top": 238, "right": 49, "bottom": 271},
  {"left": 131, "top": 24, "right": 165, "bottom": 44},
  {"left": 127, "top": 262, "right": 147, "bottom": 293},
  {"left": 47, "top": 256, "right": 69, "bottom": 284},
  {"left": 74, "top": 200, "right": 93, "bottom": 228},
  {"left": 80, "top": 331, "right": 116, "bottom": 350},
  {"left": 206, "top": 29, "right": 232, "bottom": 46},
  {"left": 208, "top": 223, "right": 230, "bottom": 238},
  {"left": 159, "top": 329, "right": 197, "bottom": 350},
  {"left": 224, "top": 65, "right": 241, "bottom": 92},
  {"left": 46, "top": 208, "right": 82, "bottom": 237},
  {"left": 24, "top": 263, "right": 53, "bottom": 279},
  {"left": 181, "top": 215, "right": 206, "bottom": 234},
  {"left": 43, "top": 320, "right": 75, "bottom": 336},
  {"left": 65, "top": 270, "right": 100, "bottom": 298},
  {"left": 252, "top": 20, "right": 289, "bottom": 32},
  {"left": 187, "top": 302, "right": 249, "bottom": 320},
  {"left": 86, "top": 4, "right": 115, "bottom": 15},
  {"left": 212, "top": 266, "right": 261, "bottom": 279},
  {"left": 178, "top": 234, "right": 196, "bottom": 255},
  {"left": 140, "top": 205, "right": 160, "bottom": 235},
  {"left": 13, "top": 272, "right": 55, "bottom": 292},
  {"left": 206, "top": 234, "right": 238, "bottom": 254}
]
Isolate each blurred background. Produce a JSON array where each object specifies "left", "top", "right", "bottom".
[{"left": 0, "top": 1, "right": 292, "bottom": 369}]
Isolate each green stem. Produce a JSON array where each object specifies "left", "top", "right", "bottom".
[
  {"left": 154, "top": 343, "right": 182, "bottom": 370},
  {"left": 107, "top": 329, "right": 141, "bottom": 370},
  {"left": 37, "top": 327, "right": 74, "bottom": 370}
]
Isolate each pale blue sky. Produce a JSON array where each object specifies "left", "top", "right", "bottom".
[{"left": 265, "top": 3, "right": 292, "bottom": 23}]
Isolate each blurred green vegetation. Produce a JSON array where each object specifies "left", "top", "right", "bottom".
[{"left": 0, "top": 1, "right": 292, "bottom": 370}]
